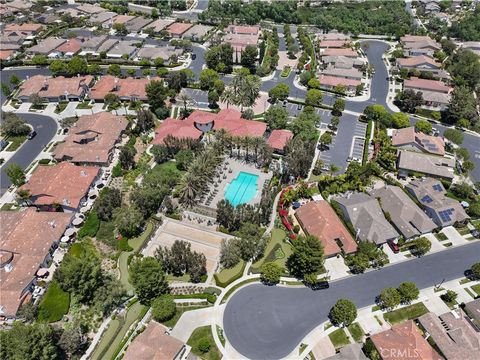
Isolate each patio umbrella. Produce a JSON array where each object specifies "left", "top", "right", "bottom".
[
  {"left": 64, "top": 228, "right": 76, "bottom": 238},
  {"left": 60, "top": 236, "right": 70, "bottom": 243},
  {"left": 36, "top": 268, "right": 49, "bottom": 277},
  {"left": 72, "top": 217, "right": 84, "bottom": 227},
  {"left": 80, "top": 206, "right": 89, "bottom": 214}
]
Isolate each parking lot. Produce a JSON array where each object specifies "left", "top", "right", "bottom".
[
  {"left": 284, "top": 102, "right": 332, "bottom": 122},
  {"left": 350, "top": 121, "right": 368, "bottom": 161},
  {"left": 181, "top": 88, "right": 210, "bottom": 109}
]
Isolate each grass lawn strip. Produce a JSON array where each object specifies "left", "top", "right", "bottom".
[
  {"left": 90, "top": 301, "right": 147, "bottom": 360},
  {"left": 328, "top": 328, "right": 350, "bottom": 349},
  {"left": 5, "top": 135, "right": 27, "bottom": 151},
  {"left": 347, "top": 322, "right": 364, "bottom": 342},
  {"left": 471, "top": 284, "right": 480, "bottom": 297},
  {"left": 383, "top": 302, "right": 429, "bottom": 325},
  {"left": 221, "top": 278, "right": 259, "bottom": 304},
  {"left": 37, "top": 280, "right": 70, "bottom": 323},
  {"left": 251, "top": 228, "right": 292, "bottom": 272},
  {"left": 187, "top": 325, "right": 221, "bottom": 360},
  {"left": 465, "top": 288, "right": 477, "bottom": 299},
  {"left": 162, "top": 305, "right": 211, "bottom": 328},
  {"left": 214, "top": 260, "right": 245, "bottom": 287}
]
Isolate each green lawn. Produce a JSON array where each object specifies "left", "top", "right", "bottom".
[
  {"left": 471, "top": 284, "right": 480, "bottom": 297},
  {"left": 347, "top": 323, "right": 364, "bottom": 342},
  {"left": 91, "top": 301, "right": 147, "bottom": 360},
  {"left": 328, "top": 328, "right": 350, "bottom": 349},
  {"left": 187, "top": 326, "right": 221, "bottom": 360},
  {"left": 435, "top": 232, "right": 448, "bottom": 241},
  {"left": 251, "top": 228, "right": 292, "bottom": 272},
  {"left": 37, "top": 280, "right": 70, "bottom": 323},
  {"left": 55, "top": 102, "right": 68, "bottom": 113},
  {"left": 76, "top": 101, "right": 93, "bottom": 109},
  {"left": 5, "top": 135, "right": 27, "bottom": 151},
  {"left": 383, "top": 302, "right": 429, "bottom": 325},
  {"left": 214, "top": 260, "right": 245, "bottom": 287}
]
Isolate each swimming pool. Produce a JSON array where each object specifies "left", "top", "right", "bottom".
[{"left": 224, "top": 172, "right": 259, "bottom": 207}]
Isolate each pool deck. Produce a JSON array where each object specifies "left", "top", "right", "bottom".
[{"left": 198, "top": 156, "right": 272, "bottom": 210}]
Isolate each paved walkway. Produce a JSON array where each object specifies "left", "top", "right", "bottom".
[
  {"left": 441, "top": 226, "right": 468, "bottom": 246},
  {"left": 170, "top": 306, "right": 215, "bottom": 342}
]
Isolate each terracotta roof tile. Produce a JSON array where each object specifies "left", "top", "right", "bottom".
[
  {"left": 166, "top": 22, "right": 193, "bottom": 35},
  {"left": 90, "top": 75, "right": 160, "bottom": 101},
  {"left": 392, "top": 127, "right": 445, "bottom": 155},
  {"left": 267, "top": 129, "right": 293, "bottom": 151},
  {"left": 18, "top": 75, "right": 93, "bottom": 99}
]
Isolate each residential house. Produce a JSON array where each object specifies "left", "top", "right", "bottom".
[
  {"left": 223, "top": 24, "right": 260, "bottom": 59},
  {"left": 406, "top": 178, "right": 470, "bottom": 227},
  {"left": 20, "top": 163, "right": 100, "bottom": 212},
  {"left": 396, "top": 55, "right": 443, "bottom": 74},
  {"left": 51, "top": 38, "right": 82, "bottom": 58},
  {"left": 153, "top": 109, "right": 267, "bottom": 145},
  {"left": 369, "top": 185, "right": 437, "bottom": 239},
  {"left": 124, "top": 16, "right": 153, "bottom": 34},
  {"left": 112, "top": 14, "right": 136, "bottom": 26},
  {"left": 75, "top": 3, "right": 104, "bottom": 14},
  {"left": 95, "top": 38, "right": 119, "bottom": 55},
  {"left": 295, "top": 200, "right": 358, "bottom": 257},
  {"left": 321, "top": 48, "right": 358, "bottom": 58},
  {"left": 136, "top": 46, "right": 183, "bottom": 63},
  {"left": 321, "top": 55, "right": 366, "bottom": 69},
  {"left": 78, "top": 35, "right": 109, "bottom": 56},
  {"left": 3, "top": 23, "right": 43, "bottom": 37},
  {"left": 401, "top": 36, "right": 441, "bottom": 57},
  {"left": 89, "top": 11, "right": 117, "bottom": 28},
  {"left": 397, "top": 150, "right": 455, "bottom": 180},
  {"left": 332, "top": 192, "right": 399, "bottom": 245},
  {"left": 403, "top": 77, "right": 452, "bottom": 110},
  {"left": 0, "top": 209, "right": 72, "bottom": 320},
  {"left": 182, "top": 24, "right": 213, "bottom": 42},
  {"left": 418, "top": 0, "right": 442, "bottom": 13},
  {"left": 145, "top": 18, "right": 175, "bottom": 33},
  {"left": 464, "top": 299, "right": 480, "bottom": 328},
  {"left": 418, "top": 310, "right": 480, "bottom": 360},
  {"left": 370, "top": 320, "right": 443, "bottom": 360},
  {"left": 26, "top": 37, "right": 66, "bottom": 56},
  {"left": 17, "top": 75, "right": 93, "bottom": 102},
  {"left": 319, "top": 33, "right": 351, "bottom": 41},
  {"left": 325, "top": 344, "right": 367, "bottom": 360},
  {"left": 90, "top": 75, "right": 159, "bottom": 102},
  {"left": 267, "top": 129, "right": 293, "bottom": 154},
  {"left": 224, "top": 25, "right": 260, "bottom": 35},
  {"left": 53, "top": 112, "right": 128, "bottom": 166},
  {"left": 319, "top": 75, "right": 361, "bottom": 94},
  {"left": 0, "top": 49, "right": 16, "bottom": 61},
  {"left": 106, "top": 40, "right": 138, "bottom": 59},
  {"left": 391, "top": 126, "right": 445, "bottom": 156},
  {"left": 166, "top": 22, "right": 193, "bottom": 38},
  {"left": 319, "top": 39, "right": 351, "bottom": 48},
  {"left": 322, "top": 66, "right": 363, "bottom": 80},
  {"left": 122, "top": 321, "right": 186, "bottom": 360}
]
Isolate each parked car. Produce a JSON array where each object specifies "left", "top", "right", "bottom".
[
  {"left": 387, "top": 240, "right": 400, "bottom": 253},
  {"left": 191, "top": 53, "right": 196, "bottom": 60},
  {"left": 315, "top": 281, "right": 330, "bottom": 289},
  {"left": 27, "top": 130, "right": 37, "bottom": 140},
  {"left": 0, "top": 139, "right": 8, "bottom": 151},
  {"left": 471, "top": 229, "right": 480, "bottom": 239}
]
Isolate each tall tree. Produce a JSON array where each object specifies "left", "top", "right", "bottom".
[
  {"left": 329, "top": 299, "right": 357, "bottom": 327},
  {"left": 5, "top": 163, "right": 25, "bottom": 187},
  {"left": 264, "top": 106, "right": 289, "bottom": 129},
  {"left": 445, "top": 86, "right": 478, "bottom": 126},
  {"left": 129, "top": 257, "right": 169, "bottom": 305},
  {"left": 241, "top": 45, "right": 258, "bottom": 72},
  {"left": 286, "top": 235, "right": 324, "bottom": 278}
]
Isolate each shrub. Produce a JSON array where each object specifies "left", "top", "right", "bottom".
[
  {"left": 77, "top": 211, "right": 100, "bottom": 238},
  {"left": 197, "top": 338, "right": 211, "bottom": 353},
  {"left": 152, "top": 295, "right": 176, "bottom": 322},
  {"left": 260, "top": 262, "right": 282, "bottom": 285}
]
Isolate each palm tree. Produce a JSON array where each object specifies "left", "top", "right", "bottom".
[
  {"left": 251, "top": 136, "right": 262, "bottom": 164},
  {"left": 220, "top": 86, "right": 236, "bottom": 109},
  {"left": 178, "top": 92, "right": 191, "bottom": 115},
  {"left": 178, "top": 171, "right": 201, "bottom": 208},
  {"left": 243, "top": 136, "right": 251, "bottom": 161}
]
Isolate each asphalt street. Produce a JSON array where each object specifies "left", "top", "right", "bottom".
[
  {"left": 223, "top": 241, "right": 480, "bottom": 359},
  {"left": 0, "top": 113, "right": 58, "bottom": 194}
]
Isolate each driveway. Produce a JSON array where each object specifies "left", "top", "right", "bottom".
[
  {"left": 0, "top": 113, "right": 57, "bottom": 195},
  {"left": 223, "top": 241, "right": 480, "bottom": 359}
]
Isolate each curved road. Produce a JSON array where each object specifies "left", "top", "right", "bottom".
[
  {"left": 224, "top": 241, "right": 480, "bottom": 359},
  {"left": 0, "top": 113, "right": 57, "bottom": 194}
]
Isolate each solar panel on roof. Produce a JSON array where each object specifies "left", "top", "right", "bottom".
[
  {"left": 432, "top": 184, "right": 442, "bottom": 191},
  {"left": 421, "top": 195, "right": 433, "bottom": 203}
]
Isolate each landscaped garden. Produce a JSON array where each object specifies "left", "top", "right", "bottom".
[
  {"left": 187, "top": 326, "right": 221, "bottom": 360},
  {"left": 37, "top": 280, "right": 70, "bottom": 323},
  {"left": 251, "top": 228, "right": 292, "bottom": 273},
  {"left": 383, "top": 302, "right": 429, "bottom": 325},
  {"left": 214, "top": 261, "right": 245, "bottom": 287},
  {"left": 328, "top": 328, "right": 350, "bottom": 349},
  {"left": 347, "top": 322, "right": 364, "bottom": 342}
]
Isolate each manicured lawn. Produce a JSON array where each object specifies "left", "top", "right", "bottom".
[
  {"left": 471, "top": 284, "right": 480, "bottom": 297},
  {"left": 383, "top": 302, "right": 429, "bottom": 325},
  {"left": 5, "top": 135, "right": 27, "bottom": 151},
  {"left": 435, "top": 232, "right": 448, "bottom": 241},
  {"left": 347, "top": 323, "right": 364, "bottom": 342},
  {"left": 214, "top": 260, "right": 245, "bottom": 287},
  {"left": 328, "top": 328, "right": 350, "bottom": 349},
  {"left": 76, "top": 101, "right": 93, "bottom": 109},
  {"left": 91, "top": 301, "right": 147, "bottom": 360},
  {"left": 37, "top": 280, "right": 70, "bottom": 323},
  {"left": 55, "top": 102, "right": 68, "bottom": 113},
  {"left": 187, "top": 326, "right": 221, "bottom": 360},
  {"left": 251, "top": 228, "right": 292, "bottom": 272},
  {"left": 162, "top": 305, "right": 211, "bottom": 328}
]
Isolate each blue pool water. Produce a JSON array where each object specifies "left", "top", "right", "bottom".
[{"left": 224, "top": 172, "right": 259, "bottom": 206}]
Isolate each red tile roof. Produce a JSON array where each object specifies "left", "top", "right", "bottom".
[
  {"left": 267, "top": 129, "right": 293, "bottom": 151},
  {"left": 321, "top": 48, "right": 357, "bottom": 57},
  {"left": 392, "top": 126, "right": 445, "bottom": 156},
  {"left": 400, "top": 35, "right": 432, "bottom": 43},
  {"left": 397, "top": 55, "right": 441, "bottom": 68},
  {"left": 404, "top": 77, "right": 451, "bottom": 93},
  {"left": 319, "top": 40, "right": 350, "bottom": 48},
  {"left": 225, "top": 24, "right": 260, "bottom": 35},
  {"left": 0, "top": 49, "right": 14, "bottom": 60},
  {"left": 152, "top": 109, "right": 267, "bottom": 144},
  {"left": 370, "top": 320, "right": 443, "bottom": 360},
  {"left": 53, "top": 112, "right": 128, "bottom": 164},
  {"left": 90, "top": 75, "right": 160, "bottom": 101},
  {"left": 4, "top": 23, "right": 43, "bottom": 34},
  {"left": 18, "top": 75, "right": 93, "bottom": 99},
  {"left": 166, "top": 22, "right": 193, "bottom": 35},
  {"left": 295, "top": 201, "right": 357, "bottom": 257},
  {"left": 20, "top": 163, "right": 99, "bottom": 209},
  {"left": 123, "top": 321, "right": 184, "bottom": 360},
  {"left": 55, "top": 38, "right": 82, "bottom": 54},
  {"left": 0, "top": 209, "right": 72, "bottom": 317}
]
